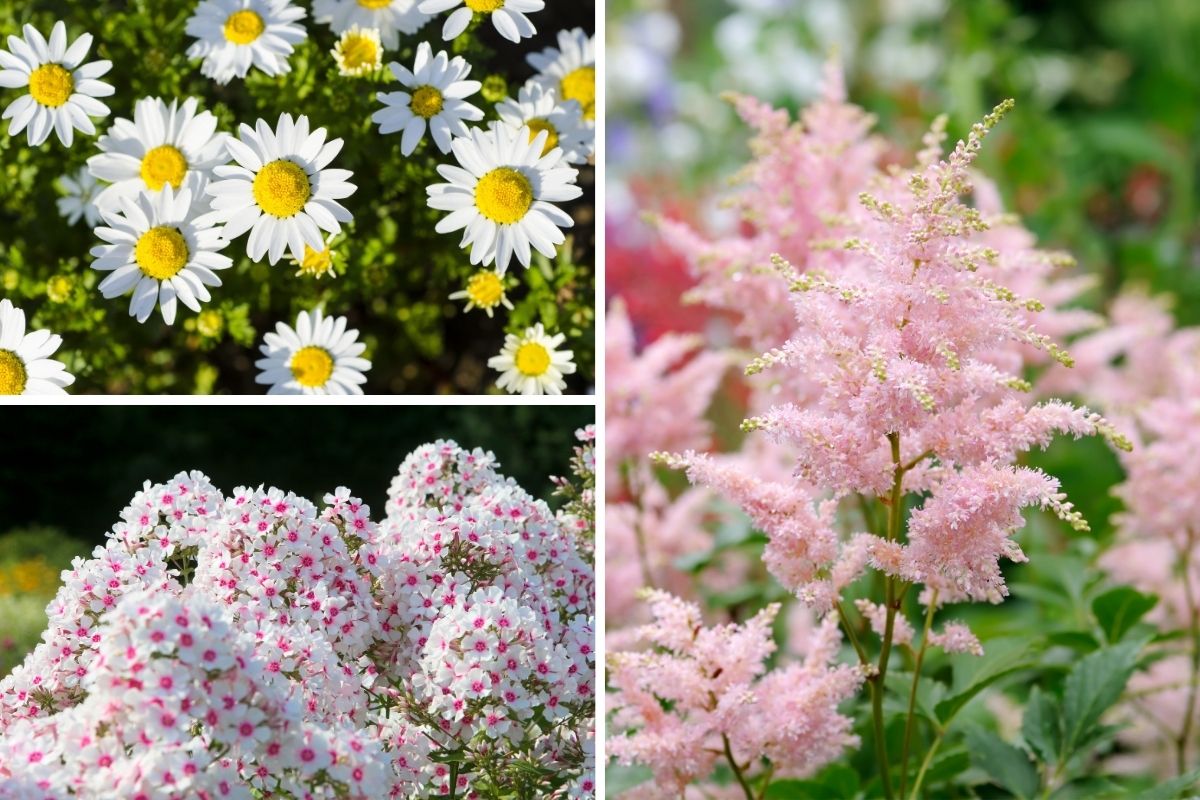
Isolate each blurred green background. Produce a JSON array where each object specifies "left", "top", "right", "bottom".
[
  {"left": 608, "top": 0, "right": 1200, "bottom": 322},
  {"left": 0, "top": 405, "right": 592, "bottom": 674},
  {"left": 0, "top": 0, "right": 594, "bottom": 394}
]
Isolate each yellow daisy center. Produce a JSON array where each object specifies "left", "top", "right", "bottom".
[
  {"left": 135, "top": 226, "right": 190, "bottom": 280},
  {"left": 514, "top": 342, "right": 551, "bottom": 377},
  {"left": 358, "top": 0, "right": 393, "bottom": 7},
  {"left": 253, "top": 160, "right": 311, "bottom": 218},
  {"left": 298, "top": 245, "right": 335, "bottom": 278},
  {"left": 526, "top": 118, "right": 559, "bottom": 155},
  {"left": 561, "top": 66, "right": 595, "bottom": 120},
  {"left": 0, "top": 349, "right": 27, "bottom": 395},
  {"left": 290, "top": 345, "right": 335, "bottom": 388},
  {"left": 140, "top": 145, "right": 189, "bottom": 191},
  {"left": 474, "top": 167, "right": 533, "bottom": 225},
  {"left": 28, "top": 64, "right": 73, "bottom": 108},
  {"left": 466, "top": 271, "right": 504, "bottom": 308},
  {"left": 410, "top": 86, "right": 444, "bottom": 119},
  {"left": 466, "top": 0, "right": 505, "bottom": 11},
  {"left": 223, "top": 10, "right": 265, "bottom": 45},
  {"left": 338, "top": 33, "right": 379, "bottom": 71}
]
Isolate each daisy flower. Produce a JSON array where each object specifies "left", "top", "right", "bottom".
[
  {"left": 87, "top": 96, "right": 229, "bottom": 211},
  {"left": 371, "top": 41, "right": 483, "bottom": 156},
  {"left": 426, "top": 122, "right": 581, "bottom": 272},
  {"left": 185, "top": 0, "right": 308, "bottom": 85},
  {"left": 527, "top": 28, "right": 595, "bottom": 122},
  {"left": 255, "top": 307, "right": 371, "bottom": 394},
  {"left": 487, "top": 323, "right": 575, "bottom": 396},
  {"left": 496, "top": 81, "right": 593, "bottom": 164},
  {"left": 0, "top": 21, "right": 113, "bottom": 147},
  {"left": 56, "top": 166, "right": 104, "bottom": 227},
  {"left": 289, "top": 236, "right": 341, "bottom": 279},
  {"left": 205, "top": 113, "right": 357, "bottom": 265},
  {"left": 449, "top": 270, "right": 513, "bottom": 317},
  {"left": 314, "top": 0, "right": 431, "bottom": 50},
  {"left": 331, "top": 26, "right": 382, "bottom": 77},
  {"left": 0, "top": 299, "right": 75, "bottom": 395},
  {"left": 417, "top": 0, "right": 544, "bottom": 44},
  {"left": 89, "top": 176, "right": 233, "bottom": 325}
]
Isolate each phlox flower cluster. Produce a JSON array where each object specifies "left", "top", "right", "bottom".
[
  {"left": 1, "top": 8, "right": 595, "bottom": 395},
  {"left": 608, "top": 592, "right": 864, "bottom": 797},
  {"left": 0, "top": 439, "right": 595, "bottom": 799}
]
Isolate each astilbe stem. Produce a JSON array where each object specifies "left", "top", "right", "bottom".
[
  {"left": 723, "top": 733, "right": 756, "bottom": 800},
  {"left": 900, "top": 590, "right": 939, "bottom": 798},
  {"left": 1179, "top": 530, "right": 1200, "bottom": 775}
]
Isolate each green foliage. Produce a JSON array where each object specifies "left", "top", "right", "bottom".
[{"left": 0, "top": 0, "right": 593, "bottom": 393}]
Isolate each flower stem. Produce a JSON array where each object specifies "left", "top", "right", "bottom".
[
  {"left": 872, "top": 432, "right": 908, "bottom": 800},
  {"left": 907, "top": 726, "right": 945, "bottom": 800},
  {"left": 722, "top": 733, "right": 755, "bottom": 800},
  {"left": 1178, "top": 532, "right": 1200, "bottom": 774},
  {"left": 899, "top": 591, "right": 939, "bottom": 798}
]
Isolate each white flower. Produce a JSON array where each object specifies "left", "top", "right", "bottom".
[
  {"left": 87, "top": 96, "right": 230, "bottom": 212},
  {"left": 371, "top": 41, "right": 483, "bottom": 156},
  {"left": 56, "top": 166, "right": 103, "bottom": 227},
  {"left": 417, "top": 0, "right": 543, "bottom": 44},
  {"left": 426, "top": 123, "right": 581, "bottom": 273},
  {"left": 314, "top": 0, "right": 432, "bottom": 50},
  {"left": 255, "top": 307, "right": 371, "bottom": 394},
  {"left": 89, "top": 176, "right": 233, "bottom": 325},
  {"left": 206, "top": 113, "right": 357, "bottom": 265},
  {"left": 487, "top": 323, "right": 575, "bottom": 395},
  {"left": 0, "top": 21, "right": 113, "bottom": 147},
  {"left": 527, "top": 27, "right": 595, "bottom": 123},
  {"left": 185, "top": 0, "right": 308, "bottom": 85},
  {"left": 496, "top": 81, "right": 593, "bottom": 164},
  {"left": 331, "top": 26, "right": 383, "bottom": 77},
  {"left": 449, "top": 270, "right": 513, "bottom": 317},
  {"left": 0, "top": 299, "right": 74, "bottom": 394}
]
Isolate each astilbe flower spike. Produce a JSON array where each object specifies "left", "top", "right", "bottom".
[
  {"left": 664, "top": 92, "right": 1129, "bottom": 614},
  {"left": 607, "top": 591, "right": 863, "bottom": 798},
  {"left": 636, "top": 71, "right": 1131, "bottom": 800}
]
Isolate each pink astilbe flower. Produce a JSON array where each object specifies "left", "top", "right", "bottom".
[
  {"left": 928, "top": 622, "right": 984, "bottom": 657},
  {"left": 1073, "top": 302, "right": 1200, "bottom": 775},
  {"left": 608, "top": 592, "right": 862, "bottom": 797},
  {"left": 664, "top": 94, "right": 1128, "bottom": 616},
  {"left": 657, "top": 62, "right": 882, "bottom": 353},
  {"left": 606, "top": 298, "right": 729, "bottom": 486}
]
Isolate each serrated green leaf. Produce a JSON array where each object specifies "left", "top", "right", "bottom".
[
  {"left": 1062, "top": 640, "right": 1142, "bottom": 755},
  {"left": 1021, "top": 685, "right": 1061, "bottom": 766},
  {"left": 965, "top": 725, "right": 1040, "bottom": 799},
  {"left": 1123, "top": 767, "right": 1200, "bottom": 799},
  {"left": 935, "top": 638, "right": 1032, "bottom": 724},
  {"left": 1092, "top": 586, "right": 1157, "bottom": 644}
]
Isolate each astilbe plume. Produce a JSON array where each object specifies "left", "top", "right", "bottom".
[
  {"left": 606, "top": 298, "right": 729, "bottom": 487},
  {"left": 0, "top": 440, "right": 595, "bottom": 800},
  {"left": 661, "top": 92, "right": 1130, "bottom": 615},
  {"left": 607, "top": 592, "right": 863, "bottom": 797},
  {"left": 1063, "top": 293, "right": 1200, "bottom": 774}
]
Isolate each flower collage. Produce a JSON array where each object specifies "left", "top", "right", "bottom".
[{"left": 8, "top": 0, "right": 1200, "bottom": 799}]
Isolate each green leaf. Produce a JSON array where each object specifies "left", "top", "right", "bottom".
[
  {"left": 1124, "top": 767, "right": 1200, "bottom": 799},
  {"left": 935, "top": 638, "right": 1032, "bottom": 724},
  {"left": 965, "top": 725, "right": 1040, "bottom": 799},
  {"left": 1092, "top": 586, "right": 1157, "bottom": 644},
  {"left": 1062, "top": 640, "right": 1142, "bottom": 755},
  {"left": 766, "top": 764, "right": 859, "bottom": 799},
  {"left": 1021, "top": 685, "right": 1062, "bottom": 765}
]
